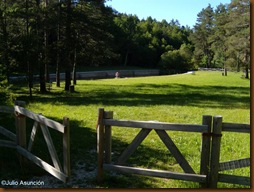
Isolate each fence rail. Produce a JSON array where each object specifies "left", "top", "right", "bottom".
[
  {"left": 103, "top": 164, "right": 207, "bottom": 183},
  {"left": 14, "top": 106, "right": 66, "bottom": 133},
  {"left": 97, "top": 108, "right": 212, "bottom": 186},
  {"left": 222, "top": 123, "right": 250, "bottom": 133},
  {"left": 104, "top": 119, "right": 208, "bottom": 132},
  {"left": 0, "top": 101, "right": 70, "bottom": 183},
  {"left": 97, "top": 108, "right": 250, "bottom": 188},
  {"left": 219, "top": 158, "right": 250, "bottom": 171},
  {"left": 0, "top": 106, "right": 14, "bottom": 113},
  {"left": 210, "top": 120, "right": 250, "bottom": 187}
]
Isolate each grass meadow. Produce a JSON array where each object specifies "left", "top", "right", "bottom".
[{"left": 0, "top": 71, "right": 250, "bottom": 188}]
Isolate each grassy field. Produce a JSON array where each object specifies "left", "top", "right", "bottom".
[{"left": 0, "top": 71, "right": 250, "bottom": 188}]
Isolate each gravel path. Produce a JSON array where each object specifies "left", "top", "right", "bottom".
[
  {"left": 2, "top": 148, "right": 100, "bottom": 189},
  {"left": 14, "top": 160, "right": 98, "bottom": 188},
  {"left": 42, "top": 161, "right": 96, "bottom": 188}
]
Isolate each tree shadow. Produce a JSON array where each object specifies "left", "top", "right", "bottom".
[
  {"left": 6, "top": 80, "right": 250, "bottom": 188},
  {"left": 95, "top": 129, "right": 202, "bottom": 188},
  {"left": 0, "top": 115, "right": 98, "bottom": 187},
  {"left": 0, "top": 112, "right": 203, "bottom": 188},
  {"left": 16, "top": 83, "right": 250, "bottom": 110}
]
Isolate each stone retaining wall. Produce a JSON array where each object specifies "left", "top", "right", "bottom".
[{"left": 10, "top": 69, "right": 160, "bottom": 82}]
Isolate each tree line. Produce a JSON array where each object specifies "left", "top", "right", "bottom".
[
  {"left": 191, "top": 0, "right": 250, "bottom": 78},
  {"left": 0, "top": 0, "right": 250, "bottom": 98}
]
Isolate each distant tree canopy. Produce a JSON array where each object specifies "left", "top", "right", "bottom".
[
  {"left": 112, "top": 14, "right": 193, "bottom": 72},
  {"left": 0, "top": 0, "right": 250, "bottom": 95},
  {"left": 190, "top": 0, "right": 250, "bottom": 78}
]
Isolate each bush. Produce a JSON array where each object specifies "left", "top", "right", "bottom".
[
  {"left": 159, "top": 44, "right": 194, "bottom": 74},
  {"left": 0, "top": 79, "right": 14, "bottom": 105}
]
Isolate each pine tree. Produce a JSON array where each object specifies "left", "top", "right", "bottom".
[
  {"left": 190, "top": 4, "right": 215, "bottom": 68},
  {"left": 211, "top": 3, "right": 230, "bottom": 69},
  {"left": 226, "top": 0, "right": 250, "bottom": 77}
]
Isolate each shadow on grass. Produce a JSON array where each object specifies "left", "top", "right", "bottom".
[
  {"left": 97, "top": 128, "right": 203, "bottom": 188},
  {"left": 0, "top": 115, "right": 97, "bottom": 185},
  {"left": 0, "top": 112, "right": 201, "bottom": 188},
  {"left": 4, "top": 80, "right": 249, "bottom": 188},
  {"left": 17, "top": 83, "right": 250, "bottom": 109}
]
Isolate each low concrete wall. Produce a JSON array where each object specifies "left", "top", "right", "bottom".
[
  {"left": 198, "top": 68, "right": 224, "bottom": 71},
  {"left": 72, "top": 70, "right": 160, "bottom": 79},
  {"left": 10, "top": 69, "right": 160, "bottom": 82}
]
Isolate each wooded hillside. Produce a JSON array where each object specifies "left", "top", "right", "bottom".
[{"left": 0, "top": 0, "right": 250, "bottom": 96}]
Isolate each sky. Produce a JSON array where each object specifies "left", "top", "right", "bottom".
[{"left": 105, "top": 0, "right": 232, "bottom": 28}]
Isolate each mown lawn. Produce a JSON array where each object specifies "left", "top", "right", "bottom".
[{"left": 0, "top": 71, "right": 250, "bottom": 188}]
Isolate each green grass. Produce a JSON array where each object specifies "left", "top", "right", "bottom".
[{"left": 0, "top": 71, "right": 250, "bottom": 188}]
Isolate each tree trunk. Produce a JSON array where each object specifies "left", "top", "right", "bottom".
[
  {"left": 124, "top": 50, "right": 129, "bottom": 66},
  {"left": 2, "top": 0, "right": 10, "bottom": 83},
  {"left": 25, "top": 0, "right": 33, "bottom": 97},
  {"left": 28, "top": 57, "right": 33, "bottom": 97},
  {"left": 56, "top": 57, "right": 60, "bottom": 87},
  {"left": 65, "top": 69, "right": 71, "bottom": 91},
  {"left": 40, "top": 58, "right": 47, "bottom": 93},
  {"left": 72, "top": 47, "right": 77, "bottom": 85},
  {"left": 244, "top": 51, "right": 249, "bottom": 79},
  {"left": 245, "top": 65, "right": 249, "bottom": 79},
  {"left": 44, "top": 0, "right": 49, "bottom": 83},
  {"left": 35, "top": 0, "right": 46, "bottom": 93},
  {"left": 56, "top": 0, "right": 61, "bottom": 87},
  {"left": 64, "top": 0, "right": 72, "bottom": 91}
]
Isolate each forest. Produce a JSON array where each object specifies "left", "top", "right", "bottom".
[{"left": 0, "top": 0, "right": 250, "bottom": 96}]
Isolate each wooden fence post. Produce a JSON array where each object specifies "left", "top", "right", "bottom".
[
  {"left": 104, "top": 111, "right": 113, "bottom": 164},
  {"left": 208, "top": 115, "right": 223, "bottom": 188},
  {"left": 15, "top": 100, "right": 26, "bottom": 148},
  {"left": 63, "top": 117, "right": 71, "bottom": 181},
  {"left": 200, "top": 115, "right": 212, "bottom": 188},
  {"left": 97, "top": 108, "right": 105, "bottom": 183},
  {"left": 224, "top": 68, "right": 227, "bottom": 76},
  {"left": 14, "top": 100, "right": 27, "bottom": 167}
]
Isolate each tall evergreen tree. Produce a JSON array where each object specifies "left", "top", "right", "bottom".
[
  {"left": 113, "top": 14, "right": 140, "bottom": 66},
  {"left": 190, "top": 4, "right": 214, "bottom": 68},
  {"left": 64, "top": 0, "right": 72, "bottom": 91},
  {"left": 211, "top": 3, "right": 229, "bottom": 69},
  {"left": 226, "top": 0, "right": 250, "bottom": 78},
  {"left": 0, "top": 0, "right": 10, "bottom": 83}
]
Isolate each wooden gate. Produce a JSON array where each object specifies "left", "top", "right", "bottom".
[
  {"left": 0, "top": 101, "right": 70, "bottom": 183},
  {"left": 97, "top": 108, "right": 212, "bottom": 185},
  {"left": 96, "top": 108, "right": 250, "bottom": 188}
]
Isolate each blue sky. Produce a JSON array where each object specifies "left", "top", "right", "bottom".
[{"left": 105, "top": 0, "right": 232, "bottom": 28}]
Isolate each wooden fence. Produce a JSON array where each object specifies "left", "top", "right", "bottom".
[
  {"left": 210, "top": 120, "right": 250, "bottom": 187},
  {"left": 96, "top": 108, "right": 250, "bottom": 188},
  {"left": 0, "top": 101, "right": 70, "bottom": 183}
]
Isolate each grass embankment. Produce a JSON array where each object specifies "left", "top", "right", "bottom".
[{"left": 0, "top": 71, "right": 250, "bottom": 188}]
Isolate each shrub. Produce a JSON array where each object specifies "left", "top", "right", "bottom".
[
  {"left": 0, "top": 79, "right": 13, "bottom": 105},
  {"left": 159, "top": 44, "right": 194, "bottom": 74}
]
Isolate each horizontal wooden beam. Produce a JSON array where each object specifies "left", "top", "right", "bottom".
[
  {"left": 17, "top": 146, "right": 68, "bottom": 183},
  {"left": 15, "top": 106, "right": 65, "bottom": 133},
  {"left": 103, "top": 164, "right": 207, "bottom": 183},
  {"left": 0, "top": 106, "right": 14, "bottom": 114},
  {"left": 219, "top": 158, "right": 250, "bottom": 171},
  {"left": 104, "top": 119, "right": 208, "bottom": 133},
  {"left": 218, "top": 174, "right": 250, "bottom": 186},
  {"left": 222, "top": 123, "right": 250, "bottom": 133},
  {"left": 0, "top": 126, "right": 16, "bottom": 141},
  {"left": 0, "top": 139, "right": 16, "bottom": 148}
]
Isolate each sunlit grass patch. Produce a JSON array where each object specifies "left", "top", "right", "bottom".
[{"left": 2, "top": 71, "right": 250, "bottom": 188}]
